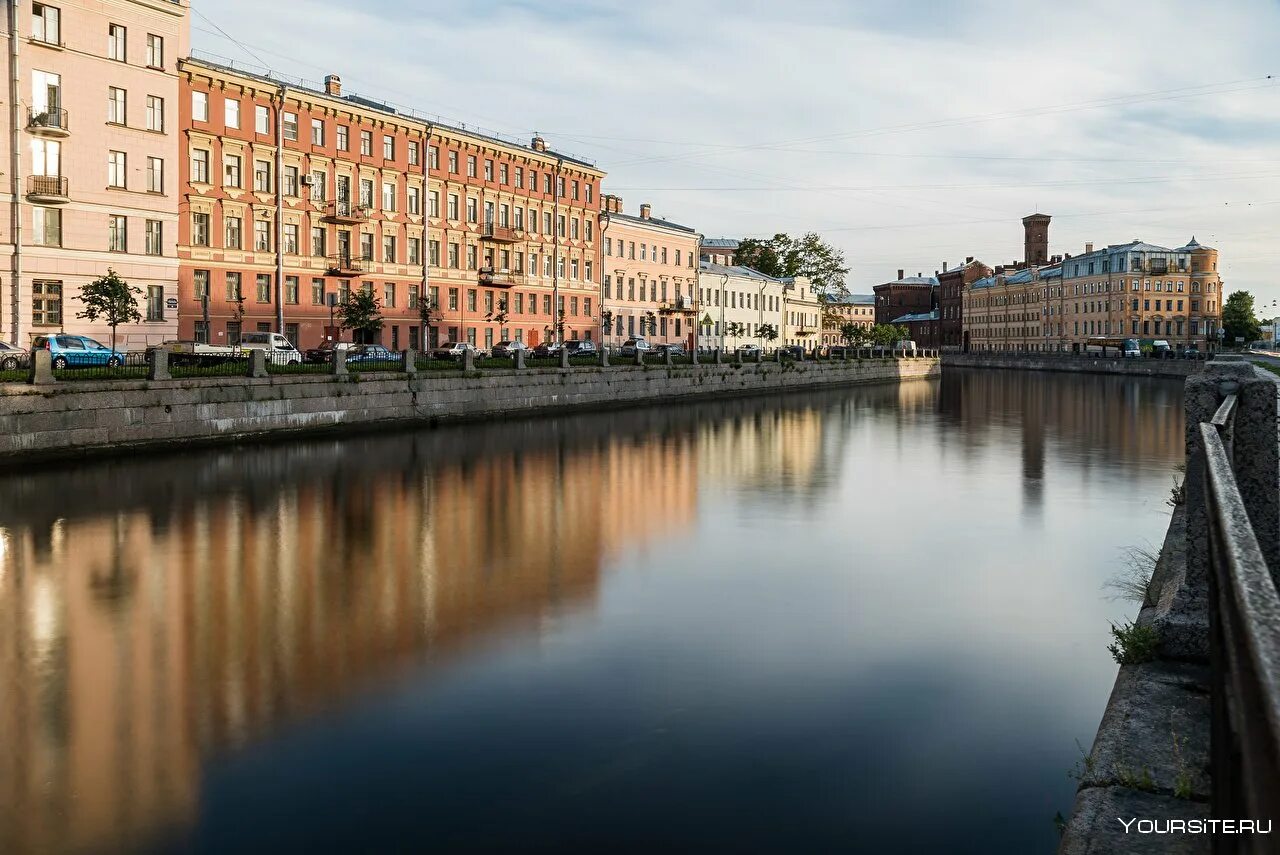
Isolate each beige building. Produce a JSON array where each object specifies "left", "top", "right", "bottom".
[
  {"left": 697, "top": 262, "right": 786, "bottom": 351},
  {"left": 2, "top": 0, "right": 188, "bottom": 349},
  {"left": 821, "top": 293, "right": 875, "bottom": 347},
  {"left": 782, "top": 276, "right": 821, "bottom": 349},
  {"left": 599, "top": 195, "right": 698, "bottom": 348}
]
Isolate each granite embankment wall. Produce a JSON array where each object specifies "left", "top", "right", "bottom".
[
  {"left": 0, "top": 357, "right": 938, "bottom": 465},
  {"left": 945, "top": 352, "right": 1200, "bottom": 379}
]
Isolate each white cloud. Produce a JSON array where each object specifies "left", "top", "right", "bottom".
[{"left": 193, "top": 0, "right": 1280, "bottom": 305}]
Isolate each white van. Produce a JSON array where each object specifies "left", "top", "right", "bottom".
[{"left": 239, "top": 331, "right": 302, "bottom": 364}]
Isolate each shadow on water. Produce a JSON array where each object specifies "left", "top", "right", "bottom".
[{"left": 0, "top": 371, "right": 1184, "bottom": 854}]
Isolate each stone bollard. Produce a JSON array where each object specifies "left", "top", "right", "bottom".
[
  {"left": 600, "top": 348, "right": 610, "bottom": 367},
  {"left": 560, "top": 347, "right": 570, "bottom": 369},
  {"left": 714, "top": 348, "right": 723, "bottom": 365},
  {"left": 634, "top": 348, "right": 644, "bottom": 366},
  {"left": 147, "top": 347, "right": 171, "bottom": 381},
  {"left": 842, "top": 347, "right": 850, "bottom": 362},
  {"left": 331, "top": 345, "right": 348, "bottom": 375},
  {"left": 247, "top": 347, "right": 268, "bottom": 378},
  {"left": 462, "top": 348, "right": 476, "bottom": 371},
  {"left": 664, "top": 349, "right": 673, "bottom": 366},
  {"left": 691, "top": 347, "right": 699, "bottom": 366},
  {"left": 515, "top": 349, "right": 526, "bottom": 369},
  {"left": 403, "top": 348, "right": 417, "bottom": 375},
  {"left": 28, "top": 349, "right": 54, "bottom": 385},
  {"left": 795, "top": 348, "right": 804, "bottom": 363},
  {"left": 755, "top": 349, "right": 763, "bottom": 364},
  {"left": 775, "top": 348, "right": 784, "bottom": 364},
  {"left": 735, "top": 348, "right": 744, "bottom": 366}
]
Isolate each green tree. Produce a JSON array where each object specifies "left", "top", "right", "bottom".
[
  {"left": 870, "top": 323, "right": 908, "bottom": 346},
  {"left": 735, "top": 233, "right": 850, "bottom": 299},
  {"left": 1221, "top": 290, "right": 1262, "bottom": 347},
  {"left": 725, "top": 321, "right": 746, "bottom": 340},
  {"left": 757, "top": 322, "right": 779, "bottom": 345},
  {"left": 840, "top": 322, "right": 870, "bottom": 347},
  {"left": 337, "top": 290, "right": 384, "bottom": 344},
  {"left": 75, "top": 268, "right": 141, "bottom": 354},
  {"left": 485, "top": 297, "right": 509, "bottom": 327},
  {"left": 417, "top": 293, "right": 441, "bottom": 348}
]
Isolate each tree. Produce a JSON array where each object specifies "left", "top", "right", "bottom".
[
  {"left": 485, "top": 297, "right": 509, "bottom": 328},
  {"left": 757, "top": 322, "right": 779, "bottom": 346},
  {"left": 735, "top": 233, "right": 850, "bottom": 299},
  {"left": 725, "top": 321, "right": 746, "bottom": 341},
  {"left": 1222, "top": 290, "right": 1262, "bottom": 347},
  {"left": 417, "top": 293, "right": 441, "bottom": 348},
  {"left": 76, "top": 268, "right": 141, "bottom": 354},
  {"left": 870, "top": 323, "right": 908, "bottom": 346},
  {"left": 840, "top": 322, "right": 870, "bottom": 348},
  {"left": 337, "top": 290, "right": 384, "bottom": 344}
]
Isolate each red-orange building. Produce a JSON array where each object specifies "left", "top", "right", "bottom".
[{"left": 177, "top": 58, "right": 605, "bottom": 352}]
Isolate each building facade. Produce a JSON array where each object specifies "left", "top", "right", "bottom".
[
  {"left": 599, "top": 195, "right": 698, "bottom": 349},
  {"left": 821, "top": 293, "right": 875, "bottom": 347},
  {"left": 890, "top": 309, "right": 941, "bottom": 348},
  {"left": 697, "top": 262, "right": 785, "bottom": 351},
  {"left": 782, "top": 277, "right": 821, "bottom": 349},
  {"left": 3, "top": 0, "right": 189, "bottom": 349},
  {"left": 873, "top": 270, "right": 936, "bottom": 326},
  {"left": 700, "top": 237, "right": 738, "bottom": 266},
  {"left": 937, "top": 259, "right": 991, "bottom": 351}
]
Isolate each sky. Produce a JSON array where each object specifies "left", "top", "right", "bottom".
[{"left": 191, "top": 0, "right": 1280, "bottom": 310}]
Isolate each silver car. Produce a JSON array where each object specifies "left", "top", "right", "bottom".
[{"left": 0, "top": 340, "right": 28, "bottom": 370}]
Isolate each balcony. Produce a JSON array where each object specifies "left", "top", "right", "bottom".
[
  {"left": 327, "top": 254, "right": 367, "bottom": 277},
  {"left": 323, "top": 199, "right": 370, "bottom": 224},
  {"left": 478, "top": 266, "right": 525, "bottom": 288},
  {"left": 658, "top": 297, "right": 695, "bottom": 314},
  {"left": 480, "top": 222, "right": 519, "bottom": 243},
  {"left": 27, "top": 174, "right": 69, "bottom": 204},
  {"left": 26, "top": 106, "right": 69, "bottom": 138}
]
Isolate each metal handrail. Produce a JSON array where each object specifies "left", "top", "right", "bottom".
[{"left": 1202, "top": 392, "right": 1280, "bottom": 836}]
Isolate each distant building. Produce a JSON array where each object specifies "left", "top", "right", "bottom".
[
  {"left": 890, "top": 309, "right": 940, "bottom": 349},
  {"left": 937, "top": 259, "right": 992, "bottom": 351},
  {"left": 697, "top": 262, "right": 786, "bottom": 351},
  {"left": 599, "top": 195, "right": 698, "bottom": 349},
  {"left": 821, "top": 293, "right": 875, "bottom": 347},
  {"left": 873, "top": 270, "right": 937, "bottom": 326},
  {"left": 782, "top": 277, "right": 822, "bottom": 349},
  {"left": 700, "top": 238, "right": 739, "bottom": 266}
]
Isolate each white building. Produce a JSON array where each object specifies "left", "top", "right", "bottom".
[{"left": 697, "top": 262, "right": 786, "bottom": 351}]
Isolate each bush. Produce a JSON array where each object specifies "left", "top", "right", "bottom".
[{"left": 1108, "top": 620, "right": 1159, "bottom": 665}]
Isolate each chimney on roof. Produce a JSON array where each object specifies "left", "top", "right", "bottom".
[
  {"left": 897, "top": 268, "right": 904, "bottom": 280},
  {"left": 965, "top": 256, "right": 973, "bottom": 264},
  {"left": 611, "top": 195, "right": 622, "bottom": 214},
  {"left": 942, "top": 261, "right": 948, "bottom": 272},
  {"left": 325, "top": 75, "right": 342, "bottom": 97},
  {"left": 1085, "top": 242, "right": 1094, "bottom": 254},
  {"left": 531, "top": 135, "right": 547, "bottom": 152},
  {"left": 640, "top": 203, "right": 651, "bottom": 220}
]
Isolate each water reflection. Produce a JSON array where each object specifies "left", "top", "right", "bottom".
[{"left": 0, "top": 371, "right": 1184, "bottom": 854}]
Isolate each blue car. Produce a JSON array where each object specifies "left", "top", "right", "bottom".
[
  {"left": 344, "top": 344, "right": 397, "bottom": 364},
  {"left": 32, "top": 334, "right": 127, "bottom": 369}
]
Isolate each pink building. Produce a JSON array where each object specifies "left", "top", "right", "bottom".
[{"left": 0, "top": 0, "right": 188, "bottom": 349}]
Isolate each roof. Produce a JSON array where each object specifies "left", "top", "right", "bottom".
[
  {"left": 699, "top": 262, "right": 788, "bottom": 283},
  {"left": 702, "top": 238, "right": 740, "bottom": 249},
  {"left": 183, "top": 54, "right": 600, "bottom": 171},
  {"left": 1177, "top": 236, "right": 1216, "bottom": 252},
  {"left": 891, "top": 310, "right": 939, "bottom": 324},
  {"left": 970, "top": 264, "right": 1062, "bottom": 290},
  {"left": 608, "top": 211, "right": 696, "bottom": 235},
  {"left": 822, "top": 292, "right": 875, "bottom": 306},
  {"left": 875, "top": 275, "right": 937, "bottom": 288}
]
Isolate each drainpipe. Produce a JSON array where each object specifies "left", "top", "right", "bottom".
[
  {"left": 274, "top": 83, "right": 285, "bottom": 334},
  {"left": 8, "top": 0, "right": 21, "bottom": 345}
]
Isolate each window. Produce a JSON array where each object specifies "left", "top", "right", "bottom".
[
  {"left": 107, "top": 150, "right": 126, "bottom": 187},
  {"left": 32, "top": 281, "right": 61, "bottom": 325},
  {"left": 336, "top": 125, "right": 348, "bottom": 151},
  {"left": 224, "top": 215, "right": 241, "bottom": 249},
  {"left": 254, "top": 220, "right": 270, "bottom": 252},
  {"left": 408, "top": 237, "right": 421, "bottom": 264},
  {"left": 383, "top": 135, "right": 394, "bottom": 160},
  {"left": 146, "top": 284, "right": 164, "bottom": 320},
  {"left": 192, "top": 212, "right": 209, "bottom": 246},
  {"left": 360, "top": 130, "right": 372, "bottom": 156},
  {"left": 466, "top": 197, "right": 477, "bottom": 223},
  {"left": 256, "top": 273, "right": 271, "bottom": 303},
  {"left": 382, "top": 235, "right": 396, "bottom": 262},
  {"left": 408, "top": 141, "right": 419, "bottom": 166},
  {"left": 191, "top": 149, "right": 209, "bottom": 183},
  {"left": 254, "top": 159, "right": 271, "bottom": 192},
  {"left": 255, "top": 104, "right": 269, "bottom": 135},
  {"left": 466, "top": 245, "right": 477, "bottom": 270},
  {"left": 448, "top": 150, "right": 458, "bottom": 173},
  {"left": 224, "top": 154, "right": 241, "bottom": 187},
  {"left": 225, "top": 272, "right": 242, "bottom": 302},
  {"left": 467, "top": 155, "right": 476, "bottom": 177},
  {"left": 108, "top": 87, "right": 126, "bottom": 124},
  {"left": 192, "top": 91, "right": 208, "bottom": 122},
  {"left": 311, "top": 226, "right": 325, "bottom": 257},
  {"left": 145, "top": 33, "right": 163, "bottom": 68},
  {"left": 32, "top": 206, "right": 60, "bottom": 246},
  {"left": 499, "top": 163, "right": 508, "bottom": 184},
  {"left": 385, "top": 283, "right": 396, "bottom": 308},
  {"left": 429, "top": 146, "right": 439, "bottom": 169},
  {"left": 448, "top": 243, "right": 459, "bottom": 268},
  {"left": 284, "top": 166, "right": 298, "bottom": 197},
  {"left": 224, "top": 98, "right": 240, "bottom": 129},
  {"left": 359, "top": 178, "right": 374, "bottom": 208},
  {"left": 145, "top": 156, "right": 163, "bottom": 193},
  {"left": 311, "top": 278, "right": 325, "bottom": 305},
  {"left": 108, "top": 214, "right": 127, "bottom": 252},
  {"left": 484, "top": 159, "right": 493, "bottom": 180},
  {"left": 447, "top": 193, "right": 459, "bottom": 220},
  {"left": 145, "top": 95, "right": 164, "bottom": 131},
  {"left": 310, "top": 170, "right": 326, "bottom": 201},
  {"left": 429, "top": 240, "right": 440, "bottom": 266},
  {"left": 382, "top": 182, "right": 395, "bottom": 211},
  {"left": 283, "top": 112, "right": 297, "bottom": 141},
  {"left": 360, "top": 232, "right": 373, "bottom": 261},
  {"left": 408, "top": 186, "right": 420, "bottom": 215},
  {"left": 193, "top": 269, "right": 210, "bottom": 300},
  {"left": 107, "top": 24, "right": 126, "bottom": 61},
  {"left": 32, "top": 4, "right": 60, "bottom": 45},
  {"left": 515, "top": 167, "right": 523, "bottom": 188},
  {"left": 311, "top": 118, "right": 324, "bottom": 145},
  {"left": 284, "top": 223, "right": 298, "bottom": 254}
]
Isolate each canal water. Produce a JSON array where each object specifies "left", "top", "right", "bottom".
[{"left": 0, "top": 370, "right": 1185, "bottom": 854}]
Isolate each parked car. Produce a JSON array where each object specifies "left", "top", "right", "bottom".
[
  {"left": 1180, "top": 346, "right": 1202, "bottom": 360},
  {"left": 345, "top": 344, "right": 397, "bottom": 364},
  {"left": 531, "top": 342, "right": 560, "bottom": 358},
  {"left": 779, "top": 344, "right": 804, "bottom": 359},
  {"left": 303, "top": 340, "right": 351, "bottom": 364},
  {"left": 1123, "top": 338, "right": 1142, "bottom": 358},
  {"left": 240, "top": 331, "right": 303, "bottom": 364},
  {"left": 432, "top": 342, "right": 474, "bottom": 361},
  {"left": 894, "top": 339, "right": 918, "bottom": 353},
  {"left": 736, "top": 343, "right": 761, "bottom": 358},
  {"left": 0, "top": 339, "right": 28, "bottom": 370},
  {"left": 563, "top": 339, "right": 597, "bottom": 357},
  {"left": 619, "top": 337, "right": 652, "bottom": 357},
  {"left": 827, "top": 345, "right": 849, "bottom": 358},
  {"left": 652, "top": 342, "right": 687, "bottom": 357},
  {"left": 492, "top": 339, "right": 530, "bottom": 358},
  {"left": 1151, "top": 340, "right": 1172, "bottom": 359},
  {"left": 32, "top": 334, "right": 126, "bottom": 369}
]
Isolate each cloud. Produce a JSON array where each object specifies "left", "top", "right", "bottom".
[{"left": 192, "top": 0, "right": 1280, "bottom": 303}]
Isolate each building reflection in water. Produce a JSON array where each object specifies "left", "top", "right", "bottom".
[{"left": 0, "top": 372, "right": 1184, "bottom": 854}]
